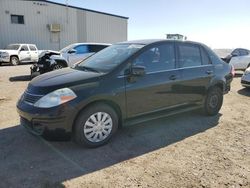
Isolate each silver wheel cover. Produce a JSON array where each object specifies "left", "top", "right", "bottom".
[
  {"left": 12, "top": 58, "right": 18, "bottom": 65},
  {"left": 83, "top": 112, "right": 113, "bottom": 143}
]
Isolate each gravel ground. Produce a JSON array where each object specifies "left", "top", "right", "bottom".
[{"left": 0, "top": 64, "right": 249, "bottom": 188}]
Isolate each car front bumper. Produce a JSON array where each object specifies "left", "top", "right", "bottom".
[
  {"left": 241, "top": 73, "right": 250, "bottom": 87},
  {"left": 17, "top": 98, "right": 77, "bottom": 136},
  {"left": 0, "top": 56, "right": 10, "bottom": 63}
]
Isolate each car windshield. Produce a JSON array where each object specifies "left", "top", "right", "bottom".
[
  {"left": 60, "top": 44, "right": 75, "bottom": 53},
  {"left": 5, "top": 44, "right": 20, "bottom": 50},
  {"left": 74, "top": 44, "right": 145, "bottom": 73}
]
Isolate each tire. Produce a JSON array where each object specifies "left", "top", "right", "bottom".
[
  {"left": 73, "top": 103, "right": 118, "bottom": 148},
  {"left": 203, "top": 86, "right": 223, "bottom": 116},
  {"left": 52, "top": 62, "right": 65, "bottom": 70},
  {"left": 10, "top": 56, "right": 19, "bottom": 66}
]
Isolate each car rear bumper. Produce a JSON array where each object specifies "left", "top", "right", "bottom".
[{"left": 0, "top": 57, "right": 10, "bottom": 63}]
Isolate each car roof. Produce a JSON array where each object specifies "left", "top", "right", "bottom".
[
  {"left": 8, "top": 44, "right": 37, "bottom": 46},
  {"left": 71, "top": 43, "right": 111, "bottom": 46},
  {"left": 118, "top": 39, "right": 206, "bottom": 46},
  {"left": 233, "top": 48, "right": 250, "bottom": 51}
]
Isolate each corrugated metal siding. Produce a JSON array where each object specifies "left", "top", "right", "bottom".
[
  {"left": 0, "top": 0, "right": 78, "bottom": 50},
  {"left": 0, "top": 0, "right": 128, "bottom": 50},
  {"left": 76, "top": 10, "right": 87, "bottom": 42},
  {"left": 84, "top": 11, "right": 127, "bottom": 43}
]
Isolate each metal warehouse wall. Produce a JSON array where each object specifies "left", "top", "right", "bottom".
[
  {"left": 0, "top": 0, "right": 78, "bottom": 50},
  {"left": 0, "top": 0, "right": 128, "bottom": 50},
  {"left": 83, "top": 11, "right": 128, "bottom": 43}
]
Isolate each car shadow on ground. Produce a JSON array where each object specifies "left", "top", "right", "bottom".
[
  {"left": 9, "top": 75, "right": 31, "bottom": 82},
  {"left": 0, "top": 62, "right": 33, "bottom": 67},
  {"left": 0, "top": 111, "right": 221, "bottom": 188},
  {"left": 237, "top": 88, "right": 250, "bottom": 96}
]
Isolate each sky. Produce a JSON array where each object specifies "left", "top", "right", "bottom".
[{"left": 51, "top": 0, "right": 250, "bottom": 49}]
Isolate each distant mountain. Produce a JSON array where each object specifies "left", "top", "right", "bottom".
[{"left": 213, "top": 49, "right": 233, "bottom": 58}]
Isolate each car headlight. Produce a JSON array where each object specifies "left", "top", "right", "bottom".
[
  {"left": 244, "top": 67, "right": 250, "bottom": 75},
  {"left": 34, "top": 88, "right": 77, "bottom": 108},
  {"left": 1, "top": 52, "right": 9, "bottom": 58}
]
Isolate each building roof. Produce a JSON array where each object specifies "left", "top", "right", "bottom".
[{"left": 24, "top": 0, "right": 129, "bottom": 19}]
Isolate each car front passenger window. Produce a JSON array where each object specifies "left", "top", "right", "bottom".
[{"left": 133, "top": 44, "right": 175, "bottom": 73}]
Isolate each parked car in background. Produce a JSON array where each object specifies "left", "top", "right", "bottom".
[
  {"left": 241, "top": 67, "right": 250, "bottom": 88},
  {"left": 17, "top": 39, "right": 234, "bottom": 147},
  {"left": 0, "top": 44, "right": 39, "bottom": 65},
  {"left": 222, "top": 48, "right": 250, "bottom": 70},
  {"left": 30, "top": 43, "right": 110, "bottom": 77}
]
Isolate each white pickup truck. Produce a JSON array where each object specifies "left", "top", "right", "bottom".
[{"left": 0, "top": 44, "right": 39, "bottom": 65}]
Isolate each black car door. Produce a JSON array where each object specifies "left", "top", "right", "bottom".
[
  {"left": 176, "top": 43, "right": 214, "bottom": 103},
  {"left": 125, "top": 42, "right": 183, "bottom": 118}
]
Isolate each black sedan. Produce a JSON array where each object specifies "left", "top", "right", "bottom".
[{"left": 17, "top": 39, "right": 234, "bottom": 147}]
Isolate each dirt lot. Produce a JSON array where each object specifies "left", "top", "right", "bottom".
[{"left": 0, "top": 64, "right": 249, "bottom": 188}]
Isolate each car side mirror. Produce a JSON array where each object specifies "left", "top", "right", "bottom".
[
  {"left": 131, "top": 66, "right": 145, "bottom": 76},
  {"left": 20, "top": 48, "right": 25, "bottom": 52},
  {"left": 68, "top": 49, "right": 76, "bottom": 54}
]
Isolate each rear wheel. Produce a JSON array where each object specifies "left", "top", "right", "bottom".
[
  {"left": 203, "top": 86, "right": 223, "bottom": 116},
  {"left": 73, "top": 104, "right": 118, "bottom": 148},
  {"left": 10, "top": 56, "right": 19, "bottom": 66},
  {"left": 52, "top": 62, "right": 65, "bottom": 70}
]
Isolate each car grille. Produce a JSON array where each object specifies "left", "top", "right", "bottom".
[{"left": 22, "top": 92, "right": 43, "bottom": 104}]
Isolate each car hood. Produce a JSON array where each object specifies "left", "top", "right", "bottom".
[
  {"left": 38, "top": 50, "right": 60, "bottom": 58},
  {"left": 0, "top": 50, "right": 17, "bottom": 54},
  {"left": 50, "top": 54, "right": 65, "bottom": 60},
  {"left": 28, "top": 67, "right": 103, "bottom": 94}
]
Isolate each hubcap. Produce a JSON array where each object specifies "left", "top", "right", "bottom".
[
  {"left": 53, "top": 64, "right": 62, "bottom": 70},
  {"left": 209, "top": 94, "right": 219, "bottom": 108},
  {"left": 83, "top": 112, "right": 113, "bottom": 143},
  {"left": 12, "top": 58, "right": 18, "bottom": 65}
]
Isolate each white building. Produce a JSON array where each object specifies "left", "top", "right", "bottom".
[{"left": 0, "top": 0, "right": 128, "bottom": 50}]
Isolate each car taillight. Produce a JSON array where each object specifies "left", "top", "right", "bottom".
[{"left": 231, "top": 65, "right": 235, "bottom": 77}]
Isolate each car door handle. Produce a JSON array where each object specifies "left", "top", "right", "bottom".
[
  {"left": 206, "top": 70, "right": 213, "bottom": 74},
  {"left": 169, "top": 75, "right": 177, "bottom": 80}
]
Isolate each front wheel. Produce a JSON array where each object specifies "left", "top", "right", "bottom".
[
  {"left": 73, "top": 104, "right": 118, "bottom": 148},
  {"left": 10, "top": 56, "right": 19, "bottom": 66},
  {"left": 52, "top": 62, "right": 65, "bottom": 70},
  {"left": 203, "top": 86, "right": 223, "bottom": 116}
]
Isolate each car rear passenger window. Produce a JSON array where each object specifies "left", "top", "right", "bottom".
[
  {"left": 178, "top": 44, "right": 201, "bottom": 68},
  {"left": 89, "top": 45, "right": 107, "bottom": 53},
  {"left": 29, "top": 45, "right": 37, "bottom": 51},
  {"left": 239, "top": 49, "right": 249, "bottom": 56},
  {"left": 133, "top": 43, "right": 175, "bottom": 73},
  {"left": 200, "top": 47, "right": 211, "bottom": 65}
]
